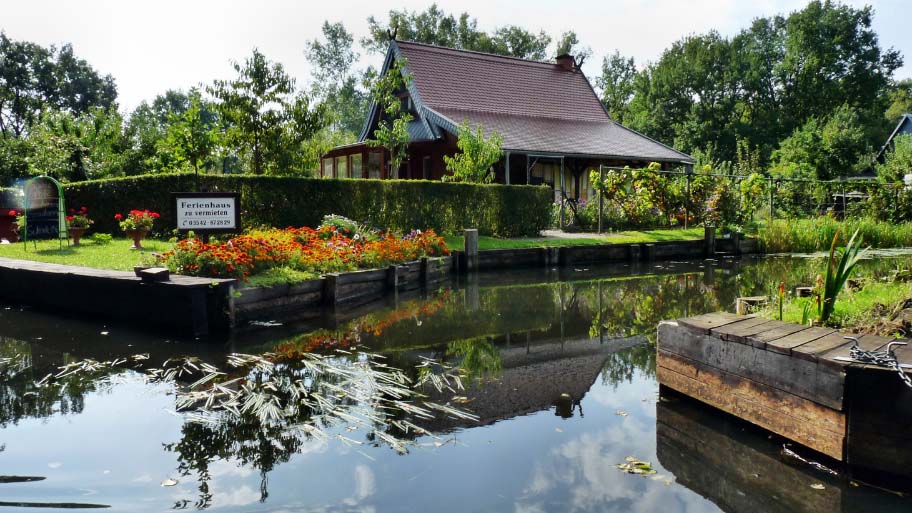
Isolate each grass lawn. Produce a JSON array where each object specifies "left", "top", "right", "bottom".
[
  {"left": 443, "top": 227, "right": 705, "bottom": 251},
  {"left": 0, "top": 237, "right": 172, "bottom": 272},
  {"left": 761, "top": 280, "right": 912, "bottom": 334}
]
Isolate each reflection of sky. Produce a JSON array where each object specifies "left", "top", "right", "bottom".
[{"left": 1, "top": 365, "right": 724, "bottom": 513}]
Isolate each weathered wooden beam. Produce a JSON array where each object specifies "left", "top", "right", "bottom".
[{"left": 657, "top": 350, "right": 845, "bottom": 459}]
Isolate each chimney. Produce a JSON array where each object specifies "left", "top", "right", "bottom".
[{"left": 556, "top": 53, "right": 575, "bottom": 71}]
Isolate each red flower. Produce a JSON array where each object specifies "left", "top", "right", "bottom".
[
  {"left": 69, "top": 208, "right": 75, "bottom": 214},
  {"left": 114, "top": 214, "right": 123, "bottom": 220},
  {"left": 7, "top": 210, "right": 15, "bottom": 217},
  {"left": 150, "top": 212, "right": 160, "bottom": 219},
  {"left": 80, "top": 206, "right": 87, "bottom": 212},
  {"left": 66, "top": 216, "right": 74, "bottom": 222}
]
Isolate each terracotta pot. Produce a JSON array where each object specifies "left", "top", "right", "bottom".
[
  {"left": 125, "top": 229, "right": 148, "bottom": 250},
  {"left": 68, "top": 227, "right": 87, "bottom": 246}
]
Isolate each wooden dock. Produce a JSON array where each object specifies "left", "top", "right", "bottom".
[{"left": 657, "top": 312, "right": 912, "bottom": 487}]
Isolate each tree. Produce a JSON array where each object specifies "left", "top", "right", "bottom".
[
  {"left": 208, "top": 49, "right": 327, "bottom": 175},
  {"left": 772, "top": 104, "right": 868, "bottom": 180},
  {"left": 442, "top": 121, "right": 503, "bottom": 183},
  {"left": 596, "top": 51, "right": 636, "bottom": 123},
  {"left": 554, "top": 30, "right": 591, "bottom": 62},
  {"left": 161, "top": 90, "right": 217, "bottom": 176},
  {"left": 366, "top": 59, "right": 412, "bottom": 178},
  {"left": 0, "top": 33, "right": 117, "bottom": 138},
  {"left": 362, "top": 4, "right": 551, "bottom": 60},
  {"left": 884, "top": 79, "right": 912, "bottom": 124},
  {"left": 305, "top": 21, "right": 368, "bottom": 136}
]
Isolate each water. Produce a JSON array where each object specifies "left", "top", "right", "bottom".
[{"left": 1, "top": 255, "right": 910, "bottom": 512}]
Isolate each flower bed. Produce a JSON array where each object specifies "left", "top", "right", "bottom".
[{"left": 161, "top": 225, "right": 449, "bottom": 280}]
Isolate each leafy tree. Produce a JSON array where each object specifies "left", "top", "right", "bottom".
[
  {"left": 442, "top": 121, "right": 503, "bottom": 183},
  {"left": 0, "top": 33, "right": 117, "bottom": 138},
  {"left": 161, "top": 90, "right": 218, "bottom": 176},
  {"left": 554, "top": 30, "right": 591, "bottom": 62},
  {"left": 596, "top": 51, "right": 636, "bottom": 123},
  {"left": 306, "top": 21, "right": 368, "bottom": 136},
  {"left": 871, "top": 134, "right": 912, "bottom": 222},
  {"left": 363, "top": 4, "right": 551, "bottom": 60},
  {"left": 365, "top": 59, "right": 412, "bottom": 178},
  {"left": 25, "top": 108, "right": 128, "bottom": 181},
  {"left": 772, "top": 103, "right": 868, "bottom": 180},
  {"left": 884, "top": 79, "right": 912, "bottom": 124},
  {"left": 208, "top": 48, "right": 327, "bottom": 175}
]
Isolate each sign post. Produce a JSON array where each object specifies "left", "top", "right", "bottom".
[
  {"left": 172, "top": 192, "right": 241, "bottom": 239},
  {"left": 23, "top": 176, "right": 67, "bottom": 250}
]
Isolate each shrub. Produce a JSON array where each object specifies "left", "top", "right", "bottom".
[
  {"left": 759, "top": 217, "right": 912, "bottom": 253},
  {"left": 63, "top": 173, "right": 550, "bottom": 237}
]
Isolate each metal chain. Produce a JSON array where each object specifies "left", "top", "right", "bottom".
[{"left": 845, "top": 336, "right": 912, "bottom": 389}]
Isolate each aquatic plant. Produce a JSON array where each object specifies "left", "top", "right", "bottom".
[{"left": 818, "top": 229, "right": 869, "bottom": 325}]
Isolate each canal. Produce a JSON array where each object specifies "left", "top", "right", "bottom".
[{"left": 1, "top": 255, "right": 910, "bottom": 512}]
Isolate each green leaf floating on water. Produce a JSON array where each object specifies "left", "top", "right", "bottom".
[{"left": 616, "top": 456, "right": 657, "bottom": 475}]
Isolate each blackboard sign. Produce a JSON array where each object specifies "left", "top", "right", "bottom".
[
  {"left": 24, "top": 176, "right": 66, "bottom": 242},
  {"left": 172, "top": 192, "right": 241, "bottom": 234}
]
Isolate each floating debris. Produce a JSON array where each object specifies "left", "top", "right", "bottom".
[
  {"left": 617, "top": 456, "right": 657, "bottom": 475},
  {"left": 810, "top": 483, "right": 826, "bottom": 490},
  {"left": 615, "top": 409, "right": 628, "bottom": 417},
  {"left": 161, "top": 478, "right": 179, "bottom": 487},
  {"left": 249, "top": 320, "right": 283, "bottom": 327}
]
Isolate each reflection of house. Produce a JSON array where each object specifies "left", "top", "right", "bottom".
[
  {"left": 876, "top": 113, "right": 912, "bottom": 163},
  {"left": 416, "top": 335, "right": 644, "bottom": 433},
  {"left": 321, "top": 41, "right": 693, "bottom": 201}
]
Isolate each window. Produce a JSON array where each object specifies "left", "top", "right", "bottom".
[
  {"left": 367, "top": 152, "right": 381, "bottom": 179},
  {"left": 335, "top": 157, "right": 348, "bottom": 178},
  {"left": 321, "top": 158, "right": 332, "bottom": 178},
  {"left": 351, "top": 154, "right": 363, "bottom": 179},
  {"left": 422, "top": 156, "right": 431, "bottom": 180}
]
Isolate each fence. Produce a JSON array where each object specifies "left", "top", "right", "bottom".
[{"left": 573, "top": 165, "right": 903, "bottom": 233}]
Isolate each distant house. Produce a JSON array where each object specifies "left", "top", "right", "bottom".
[
  {"left": 320, "top": 40, "right": 693, "bottom": 201},
  {"left": 876, "top": 113, "right": 912, "bottom": 163}
]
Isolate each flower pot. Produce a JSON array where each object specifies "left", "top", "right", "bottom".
[
  {"left": 68, "top": 227, "right": 87, "bottom": 246},
  {"left": 125, "top": 229, "right": 148, "bottom": 250}
]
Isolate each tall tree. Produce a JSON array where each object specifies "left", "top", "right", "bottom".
[
  {"left": 0, "top": 33, "right": 116, "bottom": 138},
  {"left": 596, "top": 51, "right": 636, "bottom": 123},
  {"left": 161, "top": 90, "right": 218, "bottom": 176},
  {"left": 554, "top": 30, "right": 592, "bottom": 62},
  {"left": 362, "top": 4, "right": 551, "bottom": 60},
  {"left": 208, "top": 49, "right": 327, "bottom": 175},
  {"left": 306, "top": 21, "right": 368, "bottom": 136}
]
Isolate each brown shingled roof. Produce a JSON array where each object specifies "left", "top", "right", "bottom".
[{"left": 394, "top": 40, "right": 693, "bottom": 163}]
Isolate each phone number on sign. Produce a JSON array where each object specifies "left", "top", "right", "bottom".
[{"left": 180, "top": 219, "right": 235, "bottom": 227}]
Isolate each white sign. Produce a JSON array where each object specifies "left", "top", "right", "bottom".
[{"left": 175, "top": 195, "right": 239, "bottom": 230}]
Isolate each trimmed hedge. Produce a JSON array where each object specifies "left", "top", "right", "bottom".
[{"left": 63, "top": 173, "right": 551, "bottom": 237}]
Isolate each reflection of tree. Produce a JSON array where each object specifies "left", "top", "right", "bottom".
[
  {"left": 164, "top": 352, "right": 471, "bottom": 510},
  {"left": 445, "top": 337, "right": 502, "bottom": 382},
  {"left": 0, "top": 338, "right": 115, "bottom": 428},
  {"left": 599, "top": 344, "right": 656, "bottom": 387}
]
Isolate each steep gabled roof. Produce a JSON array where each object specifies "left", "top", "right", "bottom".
[
  {"left": 876, "top": 114, "right": 912, "bottom": 162},
  {"left": 358, "top": 40, "right": 693, "bottom": 164}
]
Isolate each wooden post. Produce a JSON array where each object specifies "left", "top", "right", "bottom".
[
  {"left": 464, "top": 229, "right": 478, "bottom": 272},
  {"left": 505, "top": 152, "right": 511, "bottom": 185},
  {"left": 597, "top": 168, "right": 604, "bottom": 234},
  {"left": 704, "top": 226, "right": 716, "bottom": 257},
  {"left": 323, "top": 273, "right": 339, "bottom": 305}
]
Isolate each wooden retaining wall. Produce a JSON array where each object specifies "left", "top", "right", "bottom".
[
  {"left": 453, "top": 237, "right": 759, "bottom": 272},
  {"left": 232, "top": 256, "right": 451, "bottom": 324},
  {"left": 0, "top": 257, "right": 234, "bottom": 336},
  {"left": 657, "top": 313, "right": 912, "bottom": 487}
]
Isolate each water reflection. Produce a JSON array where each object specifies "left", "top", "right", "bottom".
[{"left": 1, "top": 255, "right": 911, "bottom": 512}]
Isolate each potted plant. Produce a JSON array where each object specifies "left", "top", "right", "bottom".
[
  {"left": 116, "top": 209, "right": 160, "bottom": 250},
  {"left": 66, "top": 206, "right": 93, "bottom": 245}
]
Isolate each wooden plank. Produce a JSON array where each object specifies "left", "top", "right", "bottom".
[
  {"left": 745, "top": 322, "right": 811, "bottom": 348},
  {"left": 658, "top": 322, "right": 845, "bottom": 409},
  {"left": 676, "top": 312, "right": 745, "bottom": 335},
  {"left": 819, "top": 334, "right": 892, "bottom": 366},
  {"left": 792, "top": 333, "right": 854, "bottom": 363},
  {"left": 657, "top": 351, "right": 845, "bottom": 459},
  {"left": 765, "top": 327, "right": 834, "bottom": 355},
  {"left": 712, "top": 318, "right": 780, "bottom": 345}
]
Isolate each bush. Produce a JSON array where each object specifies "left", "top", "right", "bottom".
[{"left": 62, "top": 174, "right": 550, "bottom": 237}]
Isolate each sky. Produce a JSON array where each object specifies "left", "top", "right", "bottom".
[{"left": 2, "top": 0, "right": 910, "bottom": 113}]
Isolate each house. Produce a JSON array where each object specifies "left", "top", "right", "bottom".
[
  {"left": 320, "top": 40, "right": 694, "bottom": 201},
  {"left": 876, "top": 113, "right": 912, "bottom": 163}
]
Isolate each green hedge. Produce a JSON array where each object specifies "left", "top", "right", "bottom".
[{"left": 62, "top": 173, "right": 551, "bottom": 237}]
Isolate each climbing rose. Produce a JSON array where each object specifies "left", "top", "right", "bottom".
[{"left": 114, "top": 213, "right": 123, "bottom": 220}]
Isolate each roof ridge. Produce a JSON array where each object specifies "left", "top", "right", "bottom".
[
  {"left": 435, "top": 106, "right": 611, "bottom": 124},
  {"left": 395, "top": 39, "right": 559, "bottom": 69}
]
